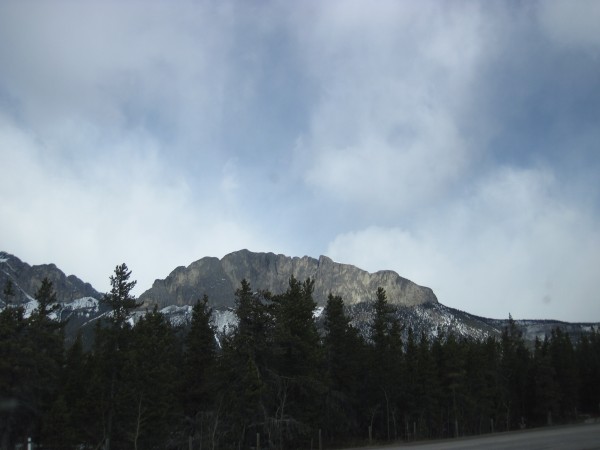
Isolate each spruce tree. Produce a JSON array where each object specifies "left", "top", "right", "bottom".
[
  {"left": 415, "top": 331, "right": 439, "bottom": 438},
  {"left": 182, "top": 294, "right": 217, "bottom": 446},
  {"left": 2, "top": 279, "right": 15, "bottom": 305},
  {"left": 96, "top": 263, "right": 140, "bottom": 450},
  {"left": 102, "top": 263, "right": 140, "bottom": 326},
  {"left": 499, "top": 315, "right": 530, "bottom": 430},
  {"left": 216, "top": 280, "right": 273, "bottom": 449},
  {"left": 0, "top": 303, "right": 28, "bottom": 448},
  {"left": 548, "top": 328, "right": 579, "bottom": 420},
  {"left": 32, "top": 277, "right": 59, "bottom": 318},
  {"left": 29, "top": 278, "right": 64, "bottom": 446},
  {"left": 61, "top": 333, "right": 93, "bottom": 445},
  {"left": 122, "top": 307, "right": 181, "bottom": 449},
  {"left": 322, "top": 293, "right": 365, "bottom": 443},
  {"left": 576, "top": 329, "right": 600, "bottom": 414},
  {"left": 367, "top": 287, "right": 403, "bottom": 441},
  {"left": 532, "top": 336, "right": 559, "bottom": 425},
  {"left": 270, "top": 276, "right": 323, "bottom": 448}
]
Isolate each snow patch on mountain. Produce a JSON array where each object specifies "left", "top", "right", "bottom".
[
  {"left": 23, "top": 299, "right": 39, "bottom": 318},
  {"left": 159, "top": 304, "right": 193, "bottom": 327},
  {"left": 313, "top": 306, "right": 324, "bottom": 318},
  {"left": 213, "top": 309, "right": 238, "bottom": 333},
  {"left": 65, "top": 297, "right": 100, "bottom": 311}
]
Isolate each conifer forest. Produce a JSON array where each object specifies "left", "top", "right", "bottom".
[{"left": 1, "top": 264, "right": 600, "bottom": 449}]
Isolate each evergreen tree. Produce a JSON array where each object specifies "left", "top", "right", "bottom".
[
  {"left": 462, "top": 337, "right": 499, "bottom": 435},
  {"left": 122, "top": 307, "right": 181, "bottom": 449},
  {"left": 576, "top": 329, "right": 600, "bottom": 414},
  {"left": 61, "top": 333, "right": 94, "bottom": 445},
  {"left": 0, "top": 304, "right": 28, "bottom": 448},
  {"left": 499, "top": 315, "right": 531, "bottom": 430},
  {"left": 2, "top": 279, "right": 15, "bottom": 305},
  {"left": 438, "top": 333, "right": 466, "bottom": 438},
  {"left": 29, "top": 278, "right": 64, "bottom": 446},
  {"left": 102, "top": 263, "right": 140, "bottom": 326},
  {"left": 270, "top": 276, "right": 323, "bottom": 448},
  {"left": 95, "top": 263, "right": 140, "bottom": 450},
  {"left": 322, "top": 293, "right": 365, "bottom": 443},
  {"left": 413, "top": 331, "right": 440, "bottom": 439},
  {"left": 32, "top": 277, "right": 59, "bottom": 318},
  {"left": 532, "top": 336, "right": 559, "bottom": 425},
  {"left": 0, "top": 278, "right": 65, "bottom": 447},
  {"left": 404, "top": 327, "right": 419, "bottom": 429},
  {"left": 548, "top": 328, "right": 579, "bottom": 421},
  {"left": 216, "top": 280, "right": 273, "bottom": 449},
  {"left": 367, "top": 287, "right": 403, "bottom": 442},
  {"left": 182, "top": 294, "right": 218, "bottom": 447}
]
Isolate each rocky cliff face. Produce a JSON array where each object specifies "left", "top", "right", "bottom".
[
  {"left": 0, "top": 251, "right": 101, "bottom": 306},
  {"left": 2, "top": 250, "right": 598, "bottom": 345},
  {"left": 139, "top": 249, "right": 438, "bottom": 309}
]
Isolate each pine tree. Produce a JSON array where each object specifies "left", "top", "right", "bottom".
[
  {"left": 0, "top": 278, "right": 65, "bottom": 447},
  {"left": 122, "top": 307, "right": 181, "bottom": 449},
  {"left": 576, "top": 329, "right": 600, "bottom": 414},
  {"left": 32, "top": 277, "right": 59, "bottom": 318},
  {"left": 182, "top": 294, "right": 218, "bottom": 446},
  {"left": 102, "top": 263, "right": 140, "bottom": 326},
  {"left": 499, "top": 315, "right": 531, "bottom": 430},
  {"left": 532, "top": 336, "right": 559, "bottom": 425},
  {"left": 270, "top": 276, "right": 323, "bottom": 448},
  {"left": 29, "top": 278, "right": 64, "bottom": 446},
  {"left": 322, "top": 293, "right": 365, "bottom": 443},
  {"left": 367, "top": 287, "right": 403, "bottom": 442},
  {"left": 414, "top": 331, "right": 440, "bottom": 439},
  {"left": 548, "top": 328, "right": 579, "bottom": 421},
  {"left": 0, "top": 303, "right": 28, "bottom": 448},
  {"left": 216, "top": 280, "right": 273, "bottom": 449},
  {"left": 95, "top": 263, "right": 140, "bottom": 450},
  {"left": 61, "top": 333, "right": 94, "bottom": 445},
  {"left": 2, "top": 279, "right": 15, "bottom": 305}
]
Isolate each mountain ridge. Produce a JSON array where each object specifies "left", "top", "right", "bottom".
[
  {"left": 1, "top": 249, "right": 599, "bottom": 344},
  {"left": 0, "top": 251, "right": 101, "bottom": 306},
  {"left": 138, "top": 249, "right": 438, "bottom": 309}
]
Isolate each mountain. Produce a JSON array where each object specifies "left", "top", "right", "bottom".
[
  {"left": 1, "top": 249, "right": 598, "bottom": 344},
  {"left": 0, "top": 251, "right": 107, "bottom": 343},
  {"left": 138, "top": 249, "right": 438, "bottom": 309},
  {"left": 0, "top": 251, "right": 100, "bottom": 306}
]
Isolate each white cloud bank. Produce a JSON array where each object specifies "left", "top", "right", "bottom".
[
  {"left": 1, "top": 1, "right": 599, "bottom": 322},
  {"left": 327, "top": 166, "right": 600, "bottom": 321},
  {"left": 0, "top": 114, "right": 271, "bottom": 294}
]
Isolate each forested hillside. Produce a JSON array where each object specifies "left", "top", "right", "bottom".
[{"left": 1, "top": 265, "right": 599, "bottom": 449}]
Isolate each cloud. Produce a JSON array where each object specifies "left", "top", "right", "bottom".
[
  {"left": 0, "top": 113, "right": 271, "bottom": 295},
  {"left": 0, "top": 1, "right": 599, "bottom": 322},
  {"left": 0, "top": 1, "right": 237, "bottom": 157},
  {"left": 538, "top": 0, "right": 600, "bottom": 49},
  {"left": 327, "top": 166, "right": 600, "bottom": 322},
  {"left": 290, "top": 1, "right": 490, "bottom": 214}
]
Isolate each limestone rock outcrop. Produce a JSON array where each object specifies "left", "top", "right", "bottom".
[
  {"left": 139, "top": 249, "right": 438, "bottom": 309},
  {"left": 0, "top": 251, "right": 100, "bottom": 305}
]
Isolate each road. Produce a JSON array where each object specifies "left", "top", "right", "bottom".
[{"left": 354, "top": 423, "right": 600, "bottom": 450}]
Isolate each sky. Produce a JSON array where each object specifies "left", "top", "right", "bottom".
[{"left": 1, "top": 0, "right": 599, "bottom": 322}]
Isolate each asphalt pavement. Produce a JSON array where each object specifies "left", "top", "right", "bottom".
[{"left": 354, "top": 423, "right": 600, "bottom": 450}]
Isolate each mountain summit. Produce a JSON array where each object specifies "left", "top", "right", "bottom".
[
  {"left": 0, "top": 251, "right": 100, "bottom": 306},
  {"left": 139, "top": 249, "right": 438, "bottom": 309},
  {"left": 2, "top": 249, "right": 598, "bottom": 344}
]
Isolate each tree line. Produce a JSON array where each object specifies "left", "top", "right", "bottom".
[{"left": 1, "top": 265, "right": 599, "bottom": 449}]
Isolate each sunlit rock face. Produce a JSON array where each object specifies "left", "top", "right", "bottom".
[{"left": 139, "top": 249, "right": 438, "bottom": 309}]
